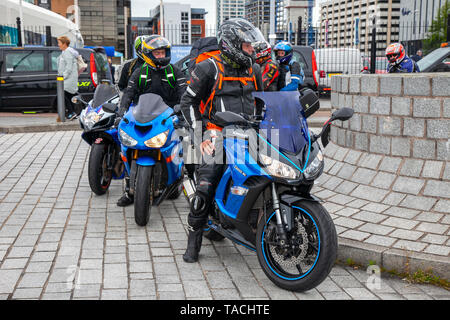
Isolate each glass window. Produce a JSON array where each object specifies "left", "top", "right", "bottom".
[
  {"left": 5, "top": 51, "right": 45, "bottom": 72},
  {"left": 50, "top": 51, "right": 61, "bottom": 71}
]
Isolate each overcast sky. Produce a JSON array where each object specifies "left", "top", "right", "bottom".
[{"left": 131, "top": 0, "right": 216, "bottom": 27}]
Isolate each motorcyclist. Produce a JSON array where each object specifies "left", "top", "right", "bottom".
[
  {"left": 180, "top": 18, "right": 264, "bottom": 263},
  {"left": 116, "top": 35, "right": 187, "bottom": 207},
  {"left": 117, "top": 36, "right": 146, "bottom": 91},
  {"left": 273, "top": 41, "right": 304, "bottom": 91},
  {"left": 385, "top": 43, "right": 420, "bottom": 73},
  {"left": 254, "top": 41, "right": 280, "bottom": 91}
]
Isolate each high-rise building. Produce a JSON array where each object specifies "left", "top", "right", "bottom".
[
  {"left": 245, "top": 0, "right": 271, "bottom": 37},
  {"left": 399, "top": 0, "right": 444, "bottom": 54},
  {"left": 216, "top": 0, "right": 246, "bottom": 29},
  {"left": 318, "top": 0, "right": 401, "bottom": 56},
  {"left": 149, "top": 3, "right": 207, "bottom": 45}
]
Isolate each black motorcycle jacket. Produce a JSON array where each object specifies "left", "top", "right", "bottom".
[
  {"left": 119, "top": 63, "right": 187, "bottom": 116},
  {"left": 117, "top": 58, "right": 144, "bottom": 91},
  {"left": 180, "top": 54, "right": 263, "bottom": 131}
]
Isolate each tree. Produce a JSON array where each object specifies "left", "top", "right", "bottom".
[{"left": 423, "top": 0, "right": 449, "bottom": 53}]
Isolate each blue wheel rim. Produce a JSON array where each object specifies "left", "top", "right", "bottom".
[{"left": 261, "top": 206, "right": 321, "bottom": 281}]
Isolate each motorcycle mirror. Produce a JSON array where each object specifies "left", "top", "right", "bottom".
[
  {"left": 102, "top": 103, "right": 117, "bottom": 114},
  {"left": 71, "top": 95, "right": 87, "bottom": 105},
  {"left": 331, "top": 107, "right": 354, "bottom": 122}
]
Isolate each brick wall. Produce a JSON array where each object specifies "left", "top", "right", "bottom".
[{"left": 330, "top": 73, "right": 450, "bottom": 161}]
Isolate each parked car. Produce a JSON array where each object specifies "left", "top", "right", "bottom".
[
  {"left": 0, "top": 46, "right": 113, "bottom": 112},
  {"left": 174, "top": 45, "right": 319, "bottom": 94},
  {"left": 417, "top": 43, "right": 450, "bottom": 72},
  {"left": 314, "top": 48, "right": 363, "bottom": 94}
]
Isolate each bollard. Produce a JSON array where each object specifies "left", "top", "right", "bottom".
[{"left": 56, "top": 76, "right": 65, "bottom": 122}]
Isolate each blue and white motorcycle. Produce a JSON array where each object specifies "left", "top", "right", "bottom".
[
  {"left": 118, "top": 93, "right": 184, "bottom": 226},
  {"left": 76, "top": 84, "right": 125, "bottom": 195},
  {"left": 183, "top": 91, "right": 353, "bottom": 292}
]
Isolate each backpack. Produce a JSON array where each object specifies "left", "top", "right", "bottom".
[
  {"left": 138, "top": 63, "right": 177, "bottom": 90},
  {"left": 76, "top": 55, "right": 87, "bottom": 76},
  {"left": 199, "top": 54, "right": 259, "bottom": 124},
  {"left": 187, "top": 37, "right": 220, "bottom": 74}
]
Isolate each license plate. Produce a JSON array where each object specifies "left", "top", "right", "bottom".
[{"left": 328, "top": 73, "right": 342, "bottom": 78}]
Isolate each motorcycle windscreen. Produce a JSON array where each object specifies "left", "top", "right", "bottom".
[
  {"left": 91, "top": 84, "right": 117, "bottom": 108},
  {"left": 253, "top": 91, "right": 309, "bottom": 154},
  {"left": 133, "top": 93, "right": 170, "bottom": 124}
]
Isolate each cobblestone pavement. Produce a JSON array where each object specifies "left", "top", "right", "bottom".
[{"left": 0, "top": 131, "right": 448, "bottom": 300}]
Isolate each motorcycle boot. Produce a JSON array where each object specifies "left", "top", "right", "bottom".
[
  {"left": 183, "top": 193, "right": 208, "bottom": 263},
  {"left": 117, "top": 177, "right": 134, "bottom": 207}
]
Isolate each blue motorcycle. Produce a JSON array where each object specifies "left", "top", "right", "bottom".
[
  {"left": 183, "top": 91, "right": 353, "bottom": 292},
  {"left": 118, "top": 93, "right": 184, "bottom": 226},
  {"left": 76, "top": 84, "right": 125, "bottom": 195}
]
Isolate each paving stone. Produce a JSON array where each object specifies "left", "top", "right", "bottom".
[
  {"left": 423, "top": 180, "right": 450, "bottom": 198},
  {"left": 17, "top": 272, "right": 49, "bottom": 288},
  {"left": 423, "top": 244, "right": 450, "bottom": 256},
  {"left": 422, "top": 160, "right": 444, "bottom": 179},
  {"left": 350, "top": 185, "right": 388, "bottom": 202},
  {"left": 352, "top": 211, "right": 388, "bottom": 224},
  {"left": 358, "top": 223, "right": 394, "bottom": 236},
  {"left": 382, "top": 217, "right": 419, "bottom": 230},
  {"left": 399, "top": 196, "right": 437, "bottom": 211},
  {"left": 393, "top": 240, "right": 427, "bottom": 252},
  {"left": 340, "top": 230, "right": 370, "bottom": 241},
  {"left": 364, "top": 235, "right": 396, "bottom": 247},
  {"left": 433, "top": 200, "right": 450, "bottom": 213},
  {"left": 416, "top": 222, "right": 449, "bottom": 235},
  {"left": 392, "top": 177, "right": 425, "bottom": 195},
  {"left": 390, "top": 229, "right": 424, "bottom": 241},
  {"left": 379, "top": 156, "right": 402, "bottom": 173}
]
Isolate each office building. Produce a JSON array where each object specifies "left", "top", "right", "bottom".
[{"left": 216, "top": 0, "right": 246, "bottom": 29}]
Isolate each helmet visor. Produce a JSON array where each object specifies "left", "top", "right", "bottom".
[
  {"left": 143, "top": 36, "right": 171, "bottom": 52},
  {"left": 240, "top": 27, "right": 266, "bottom": 48}
]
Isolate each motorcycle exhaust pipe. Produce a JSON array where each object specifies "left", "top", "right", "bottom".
[{"left": 182, "top": 177, "right": 196, "bottom": 203}]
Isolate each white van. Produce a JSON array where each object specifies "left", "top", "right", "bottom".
[{"left": 314, "top": 48, "right": 363, "bottom": 94}]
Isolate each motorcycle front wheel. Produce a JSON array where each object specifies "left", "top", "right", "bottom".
[
  {"left": 88, "top": 143, "right": 113, "bottom": 195},
  {"left": 134, "top": 165, "right": 154, "bottom": 226},
  {"left": 256, "top": 201, "right": 337, "bottom": 292}
]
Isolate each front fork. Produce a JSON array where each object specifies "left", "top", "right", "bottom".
[{"left": 271, "top": 183, "right": 290, "bottom": 247}]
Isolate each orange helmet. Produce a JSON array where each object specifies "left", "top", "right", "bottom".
[{"left": 386, "top": 43, "right": 406, "bottom": 66}]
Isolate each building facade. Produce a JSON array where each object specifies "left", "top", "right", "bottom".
[
  {"left": 245, "top": 0, "right": 271, "bottom": 37},
  {"left": 33, "top": 0, "right": 131, "bottom": 56},
  {"left": 318, "top": 0, "right": 401, "bottom": 56},
  {"left": 216, "top": 0, "right": 246, "bottom": 29},
  {"left": 399, "top": 0, "right": 445, "bottom": 54},
  {"left": 149, "top": 3, "right": 207, "bottom": 45}
]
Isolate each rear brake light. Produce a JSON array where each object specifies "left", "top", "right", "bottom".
[
  {"left": 311, "top": 51, "right": 319, "bottom": 87},
  {"left": 90, "top": 53, "right": 98, "bottom": 88},
  {"left": 320, "top": 70, "right": 326, "bottom": 78}
]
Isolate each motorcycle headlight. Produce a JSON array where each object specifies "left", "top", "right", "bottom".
[
  {"left": 303, "top": 150, "right": 324, "bottom": 180},
  {"left": 119, "top": 129, "right": 137, "bottom": 147},
  {"left": 144, "top": 130, "right": 169, "bottom": 148},
  {"left": 259, "top": 154, "right": 300, "bottom": 180},
  {"left": 84, "top": 111, "right": 102, "bottom": 129}
]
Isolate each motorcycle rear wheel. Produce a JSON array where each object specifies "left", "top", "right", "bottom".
[{"left": 256, "top": 201, "right": 337, "bottom": 292}]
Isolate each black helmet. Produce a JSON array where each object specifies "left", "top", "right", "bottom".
[
  {"left": 141, "top": 35, "right": 171, "bottom": 69},
  {"left": 217, "top": 18, "right": 265, "bottom": 68}
]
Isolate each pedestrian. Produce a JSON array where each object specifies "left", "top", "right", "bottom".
[
  {"left": 108, "top": 57, "right": 115, "bottom": 84},
  {"left": 57, "top": 36, "right": 79, "bottom": 120},
  {"left": 179, "top": 18, "right": 264, "bottom": 263},
  {"left": 410, "top": 49, "right": 423, "bottom": 62}
]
